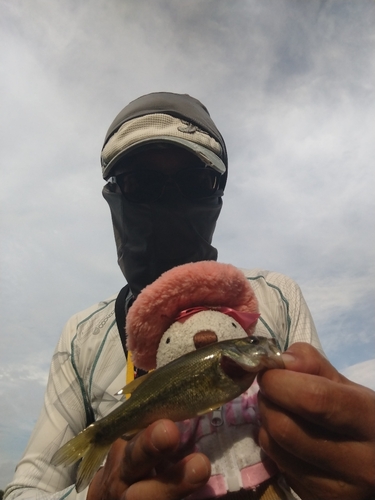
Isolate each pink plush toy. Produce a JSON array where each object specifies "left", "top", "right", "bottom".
[{"left": 126, "top": 261, "right": 285, "bottom": 500}]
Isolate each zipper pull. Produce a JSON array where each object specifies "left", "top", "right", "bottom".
[{"left": 211, "top": 407, "right": 223, "bottom": 426}]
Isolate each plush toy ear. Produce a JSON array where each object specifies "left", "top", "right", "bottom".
[{"left": 126, "top": 261, "right": 259, "bottom": 371}]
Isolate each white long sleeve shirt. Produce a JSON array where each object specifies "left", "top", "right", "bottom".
[{"left": 4, "top": 269, "right": 323, "bottom": 500}]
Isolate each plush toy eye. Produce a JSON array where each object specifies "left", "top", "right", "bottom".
[
  {"left": 166, "top": 337, "right": 171, "bottom": 344},
  {"left": 231, "top": 323, "right": 237, "bottom": 328}
]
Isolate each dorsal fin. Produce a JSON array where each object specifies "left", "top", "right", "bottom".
[{"left": 116, "top": 371, "right": 152, "bottom": 396}]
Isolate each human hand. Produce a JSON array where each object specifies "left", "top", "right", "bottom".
[
  {"left": 257, "top": 342, "right": 375, "bottom": 500},
  {"left": 86, "top": 419, "right": 210, "bottom": 500}
]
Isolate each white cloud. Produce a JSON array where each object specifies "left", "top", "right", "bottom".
[{"left": 341, "top": 359, "right": 375, "bottom": 391}]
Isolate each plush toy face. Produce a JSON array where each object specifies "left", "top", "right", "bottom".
[{"left": 156, "top": 310, "right": 249, "bottom": 368}]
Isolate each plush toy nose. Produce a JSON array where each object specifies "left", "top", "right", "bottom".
[{"left": 193, "top": 330, "right": 218, "bottom": 349}]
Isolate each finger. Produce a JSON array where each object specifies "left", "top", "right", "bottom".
[
  {"left": 121, "top": 419, "right": 181, "bottom": 484},
  {"left": 279, "top": 342, "right": 344, "bottom": 382},
  {"left": 279, "top": 342, "right": 369, "bottom": 390},
  {"left": 123, "top": 453, "right": 211, "bottom": 500},
  {"left": 258, "top": 428, "right": 358, "bottom": 500},
  {"left": 258, "top": 345, "right": 375, "bottom": 438},
  {"left": 258, "top": 392, "right": 372, "bottom": 478}
]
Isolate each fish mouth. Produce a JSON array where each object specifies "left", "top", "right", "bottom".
[
  {"left": 220, "top": 355, "right": 257, "bottom": 380},
  {"left": 220, "top": 351, "right": 284, "bottom": 380}
]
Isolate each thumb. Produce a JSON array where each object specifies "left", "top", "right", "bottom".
[{"left": 280, "top": 342, "right": 346, "bottom": 384}]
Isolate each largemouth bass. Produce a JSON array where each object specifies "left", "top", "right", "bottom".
[{"left": 52, "top": 336, "right": 284, "bottom": 492}]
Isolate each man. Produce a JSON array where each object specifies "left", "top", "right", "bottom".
[{"left": 4, "top": 92, "right": 375, "bottom": 500}]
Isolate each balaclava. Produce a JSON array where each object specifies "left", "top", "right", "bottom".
[{"left": 101, "top": 92, "right": 228, "bottom": 297}]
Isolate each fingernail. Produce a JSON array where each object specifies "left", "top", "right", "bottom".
[
  {"left": 281, "top": 352, "right": 296, "bottom": 365},
  {"left": 185, "top": 455, "right": 210, "bottom": 485},
  {"left": 150, "top": 421, "right": 169, "bottom": 451}
]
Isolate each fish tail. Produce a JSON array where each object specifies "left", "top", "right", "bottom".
[{"left": 52, "top": 424, "right": 111, "bottom": 492}]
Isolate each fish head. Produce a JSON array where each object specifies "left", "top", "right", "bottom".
[{"left": 219, "top": 336, "right": 284, "bottom": 381}]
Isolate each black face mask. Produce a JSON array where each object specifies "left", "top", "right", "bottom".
[{"left": 103, "top": 183, "right": 222, "bottom": 296}]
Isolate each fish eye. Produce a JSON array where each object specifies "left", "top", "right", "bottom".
[
  {"left": 250, "top": 337, "right": 259, "bottom": 344},
  {"left": 231, "top": 323, "right": 237, "bottom": 328}
]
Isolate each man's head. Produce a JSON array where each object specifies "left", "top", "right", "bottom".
[{"left": 101, "top": 92, "right": 228, "bottom": 296}]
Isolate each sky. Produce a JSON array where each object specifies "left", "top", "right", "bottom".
[{"left": 1, "top": 0, "right": 374, "bottom": 489}]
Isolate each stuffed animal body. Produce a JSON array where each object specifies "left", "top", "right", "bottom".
[{"left": 156, "top": 309, "right": 277, "bottom": 499}]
